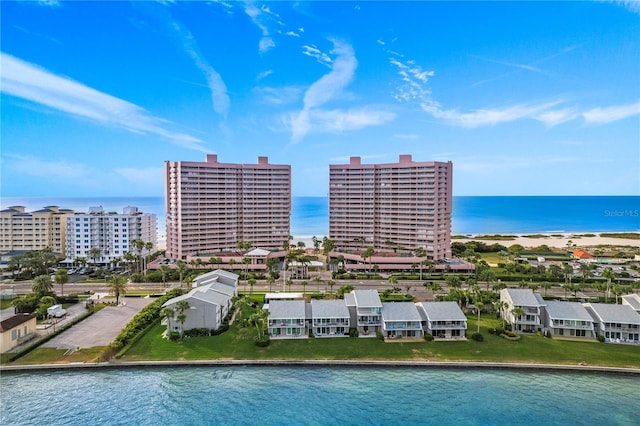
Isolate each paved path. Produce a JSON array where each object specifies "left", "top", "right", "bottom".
[{"left": 42, "top": 297, "right": 154, "bottom": 350}]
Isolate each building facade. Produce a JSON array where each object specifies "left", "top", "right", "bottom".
[
  {"left": 65, "top": 206, "right": 157, "bottom": 265},
  {"left": 165, "top": 155, "right": 291, "bottom": 259},
  {"left": 329, "top": 155, "right": 452, "bottom": 260},
  {"left": 0, "top": 206, "right": 73, "bottom": 255}
]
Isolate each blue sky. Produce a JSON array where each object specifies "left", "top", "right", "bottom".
[{"left": 1, "top": 0, "right": 639, "bottom": 198}]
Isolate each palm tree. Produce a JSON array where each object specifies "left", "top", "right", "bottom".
[
  {"left": 87, "top": 247, "right": 102, "bottom": 269},
  {"left": 328, "top": 280, "right": 336, "bottom": 294},
  {"left": 175, "top": 300, "right": 190, "bottom": 339},
  {"left": 445, "top": 275, "right": 461, "bottom": 289},
  {"left": 511, "top": 307, "right": 525, "bottom": 334},
  {"left": 266, "top": 275, "right": 275, "bottom": 292},
  {"left": 160, "top": 265, "right": 171, "bottom": 287},
  {"left": 322, "top": 237, "right": 336, "bottom": 269},
  {"left": 579, "top": 262, "right": 593, "bottom": 285},
  {"left": 477, "top": 268, "right": 496, "bottom": 291},
  {"left": 362, "top": 246, "right": 375, "bottom": 273},
  {"left": 413, "top": 247, "right": 426, "bottom": 279},
  {"left": 32, "top": 275, "right": 53, "bottom": 297},
  {"left": 107, "top": 275, "right": 128, "bottom": 304},
  {"left": 611, "top": 285, "right": 623, "bottom": 304},
  {"left": 494, "top": 300, "right": 508, "bottom": 328},
  {"left": 248, "top": 278, "right": 256, "bottom": 296},
  {"left": 176, "top": 260, "right": 188, "bottom": 288},
  {"left": 144, "top": 241, "right": 154, "bottom": 271},
  {"left": 601, "top": 268, "right": 615, "bottom": 303},
  {"left": 300, "top": 280, "right": 308, "bottom": 294},
  {"left": 54, "top": 268, "right": 69, "bottom": 296},
  {"left": 313, "top": 276, "right": 322, "bottom": 293},
  {"left": 161, "top": 307, "right": 175, "bottom": 334}
]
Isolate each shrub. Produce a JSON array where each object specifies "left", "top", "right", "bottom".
[
  {"left": 471, "top": 332, "right": 484, "bottom": 342},
  {"left": 376, "top": 331, "right": 384, "bottom": 340},
  {"left": 211, "top": 324, "right": 229, "bottom": 336},
  {"left": 349, "top": 328, "right": 359, "bottom": 338},
  {"left": 169, "top": 331, "right": 180, "bottom": 341},
  {"left": 255, "top": 335, "right": 270, "bottom": 347},
  {"left": 597, "top": 335, "right": 605, "bottom": 343},
  {"left": 424, "top": 333, "right": 433, "bottom": 342},
  {"left": 185, "top": 328, "right": 210, "bottom": 337}
]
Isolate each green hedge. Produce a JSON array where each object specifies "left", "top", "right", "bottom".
[{"left": 110, "top": 288, "right": 184, "bottom": 355}]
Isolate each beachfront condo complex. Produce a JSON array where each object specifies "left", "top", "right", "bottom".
[
  {"left": 165, "top": 155, "right": 291, "bottom": 259},
  {"left": 329, "top": 155, "right": 453, "bottom": 261},
  {"left": 0, "top": 206, "right": 74, "bottom": 255}
]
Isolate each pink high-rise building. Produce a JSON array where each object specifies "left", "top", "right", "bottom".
[
  {"left": 165, "top": 155, "right": 291, "bottom": 260},
  {"left": 329, "top": 155, "right": 452, "bottom": 261}
]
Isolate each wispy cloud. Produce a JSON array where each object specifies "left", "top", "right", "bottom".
[
  {"left": 582, "top": 102, "right": 640, "bottom": 124},
  {"left": 35, "top": 0, "right": 60, "bottom": 7},
  {"left": 302, "top": 45, "right": 332, "bottom": 68},
  {"left": 3, "top": 154, "right": 90, "bottom": 179},
  {"left": 1, "top": 52, "right": 208, "bottom": 151},
  {"left": 610, "top": 0, "right": 640, "bottom": 15},
  {"left": 422, "top": 100, "right": 564, "bottom": 128},
  {"left": 535, "top": 108, "right": 580, "bottom": 127},
  {"left": 389, "top": 55, "right": 434, "bottom": 103},
  {"left": 290, "top": 40, "right": 396, "bottom": 141},
  {"left": 255, "top": 86, "right": 302, "bottom": 105},
  {"left": 256, "top": 70, "right": 273, "bottom": 81},
  {"left": 167, "top": 20, "right": 230, "bottom": 117},
  {"left": 244, "top": 3, "right": 280, "bottom": 52}
]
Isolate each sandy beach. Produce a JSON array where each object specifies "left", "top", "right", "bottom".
[
  {"left": 453, "top": 233, "right": 639, "bottom": 249},
  {"left": 290, "top": 233, "right": 639, "bottom": 251}
]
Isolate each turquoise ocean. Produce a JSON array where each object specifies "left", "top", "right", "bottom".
[
  {"left": 1, "top": 366, "right": 638, "bottom": 425},
  {"left": 1, "top": 195, "right": 638, "bottom": 239}
]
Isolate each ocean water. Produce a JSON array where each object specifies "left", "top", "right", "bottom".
[
  {"left": 1, "top": 366, "right": 638, "bottom": 425},
  {"left": 1, "top": 195, "right": 638, "bottom": 238}
]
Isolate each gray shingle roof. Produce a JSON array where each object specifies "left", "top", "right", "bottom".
[
  {"left": 416, "top": 302, "right": 467, "bottom": 322},
  {"left": 162, "top": 283, "right": 231, "bottom": 308},
  {"left": 344, "top": 293, "right": 356, "bottom": 306},
  {"left": 501, "top": 288, "right": 544, "bottom": 307},
  {"left": 353, "top": 290, "right": 382, "bottom": 308},
  {"left": 268, "top": 300, "right": 306, "bottom": 319},
  {"left": 544, "top": 300, "right": 593, "bottom": 322},
  {"left": 311, "top": 300, "right": 350, "bottom": 319},
  {"left": 621, "top": 294, "right": 640, "bottom": 311},
  {"left": 584, "top": 303, "right": 640, "bottom": 324},
  {"left": 381, "top": 302, "right": 422, "bottom": 322}
]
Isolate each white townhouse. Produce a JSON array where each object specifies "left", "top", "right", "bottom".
[
  {"left": 267, "top": 300, "right": 307, "bottom": 339},
  {"left": 310, "top": 299, "right": 350, "bottom": 337},
  {"left": 162, "top": 287, "right": 233, "bottom": 335},
  {"left": 540, "top": 300, "right": 596, "bottom": 339},
  {"left": 500, "top": 288, "right": 545, "bottom": 333},
  {"left": 381, "top": 302, "right": 424, "bottom": 340},
  {"left": 65, "top": 206, "right": 156, "bottom": 266},
  {"left": 345, "top": 289, "right": 382, "bottom": 337},
  {"left": 416, "top": 301, "right": 467, "bottom": 340},
  {"left": 192, "top": 269, "right": 239, "bottom": 297},
  {"left": 583, "top": 303, "right": 640, "bottom": 344},
  {"left": 621, "top": 293, "right": 640, "bottom": 315}
]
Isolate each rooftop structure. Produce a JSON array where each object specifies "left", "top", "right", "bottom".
[
  {"left": 165, "top": 155, "right": 291, "bottom": 259},
  {"left": 329, "top": 154, "right": 452, "bottom": 260}
]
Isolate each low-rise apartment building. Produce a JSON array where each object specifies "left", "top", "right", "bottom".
[
  {"left": 500, "top": 288, "right": 545, "bottom": 333},
  {"left": 310, "top": 299, "right": 350, "bottom": 337},
  {"left": 267, "top": 300, "right": 307, "bottom": 339},
  {"left": 345, "top": 289, "right": 382, "bottom": 337},
  {"left": 540, "top": 300, "right": 596, "bottom": 339},
  {"left": 583, "top": 303, "right": 640, "bottom": 344},
  {"left": 381, "top": 302, "right": 423, "bottom": 339},
  {"left": 416, "top": 301, "right": 467, "bottom": 340}
]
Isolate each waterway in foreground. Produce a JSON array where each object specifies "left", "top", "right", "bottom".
[{"left": 1, "top": 366, "right": 638, "bottom": 425}]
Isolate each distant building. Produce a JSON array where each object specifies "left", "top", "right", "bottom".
[
  {"left": 165, "top": 155, "right": 291, "bottom": 259},
  {"left": 0, "top": 206, "right": 74, "bottom": 255},
  {"left": 572, "top": 249, "right": 593, "bottom": 260},
  {"left": 329, "top": 155, "right": 452, "bottom": 261},
  {"left": 64, "top": 206, "right": 157, "bottom": 265}
]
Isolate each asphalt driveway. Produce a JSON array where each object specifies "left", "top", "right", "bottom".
[{"left": 42, "top": 297, "right": 155, "bottom": 350}]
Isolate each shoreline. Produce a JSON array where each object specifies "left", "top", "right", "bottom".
[
  {"left": 2, "top": 359, "right": 639, "bottom": 375},
  {"left": 291, "top": 231, "right": 639, "bottom": 251},
  {"left": 452, "top": 232, "right": 639, "bottom": 250}
]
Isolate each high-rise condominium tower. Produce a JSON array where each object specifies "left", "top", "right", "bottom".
[
  {"left": 165, "top": 155, "right": 291, "bottom": 260},
  {"left": 329, "top": 155, "right": 452, "bottom": 260},
  {"left": 0, "top": 206, "right": 73, "bottom": 254}
]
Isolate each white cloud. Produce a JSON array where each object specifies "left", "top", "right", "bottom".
[
  {"left": 304, "top": 108, "right": 396, "bottom": 134},
  {"left": 255, "top": 86, "right": 302, "bottom": 105},
  {"left": 3, "top": 154, "right": 90, "bottom": 179},
  {"left": 610, "top": 0, "right": 640, "bottom": 15},
  {"left": 302, "top": 45, "right": 332, "bottom": 68},
  {"left": 1, "top": 52, "right": 208, "bottom": 151},
  {"left": 291, "top": 40, "right": 358, "bottom": 141},
  {"left": 35, "top": 0, "right": 60, "bottom": 7},
  {"left": 582, "top": 102, "right": 640, "bottom": 124},
  {"left": 422, "top": 100, "right": 564, "bottom": 128},
  {"left": 168, "top": 21, "right": 230, "bottom": 117},
  {"left": 256, "top": 70, "right": 273, "bottom": 81},
  {"left": 535, "top": 108, "right": 580, "bottom": 126},
  {"left": 244, "top": 3, "right": 280, "bottom": 53},
  {"left": 285, "top": 31, "right": 300, "bottom": 37}
]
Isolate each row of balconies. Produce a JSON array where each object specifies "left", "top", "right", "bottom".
[
  {"left": 429, "top": 322, "right": 467, "bottom": 329},
  {"left": 384, "top": 322, "right": 422, "bottom": 330},
  {"left": 312, "top": 319, "right": 349, "bottom": 326}
]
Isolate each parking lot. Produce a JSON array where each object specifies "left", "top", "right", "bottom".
[{"left": 42, "top": 297, "right": 155, "bottom": 350}]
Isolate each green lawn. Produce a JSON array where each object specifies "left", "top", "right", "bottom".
[
  {"left": 8, "top": 347, "right": 107, "bottom": 365},
  {"left": 120, "top": 315, "right": 640, "bottom": 368}
]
